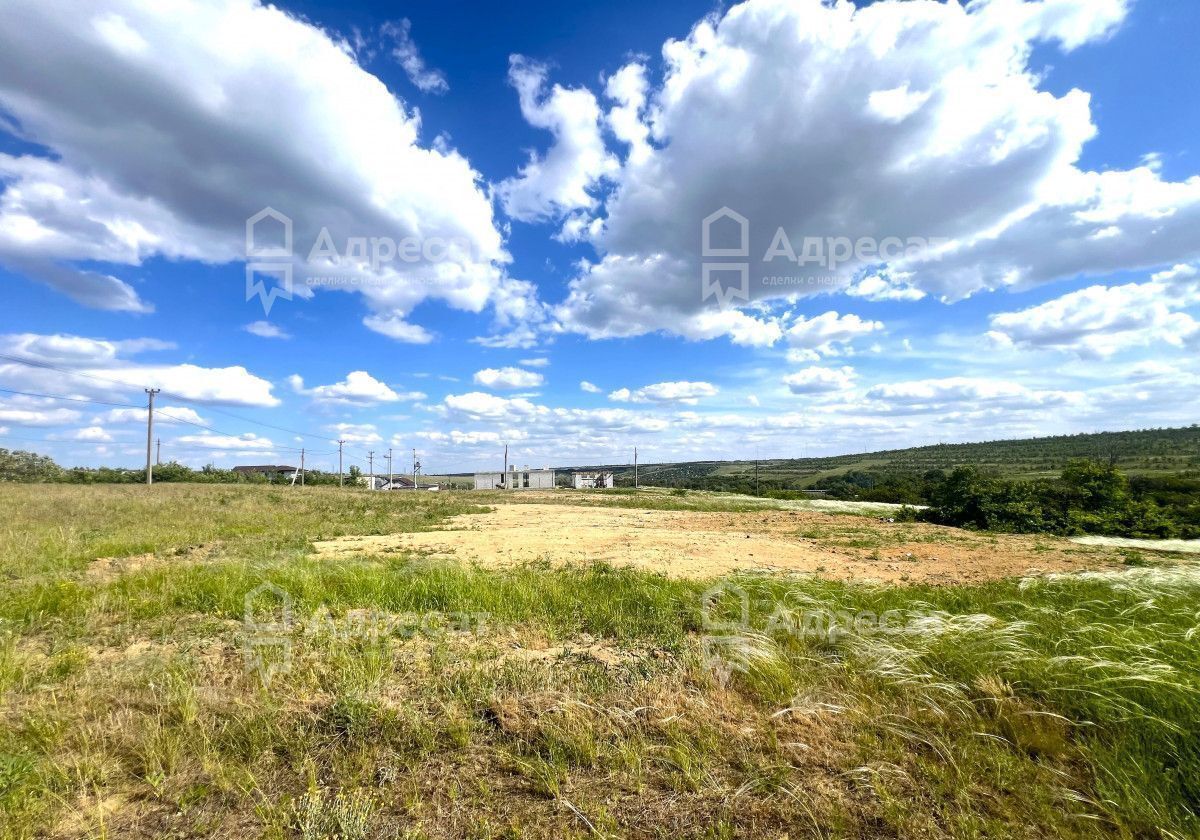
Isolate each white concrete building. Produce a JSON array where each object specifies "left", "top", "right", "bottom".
[
  {"left": 572, "top": 471, "right": 614, "bottom": 489},
  {"left": 474, "top": 466, "right": 556, "bottom": 490}
]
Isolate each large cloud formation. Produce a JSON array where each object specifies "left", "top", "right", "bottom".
[
  {"left": 0, "top": 332, "right": 279, "bottom": 407},
  {"left": 500, "top": 0, "right": 1200, "bottom": 345},
  {"left": 987, "top": 264, "right": 1200, "bottom": 358},
  {"left": 0, "top": 0, "right": 518, "bottom": 341}
]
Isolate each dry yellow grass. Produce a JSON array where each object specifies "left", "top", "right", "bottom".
[{"left": 1, "top": 484, "right": 1196, "bottom": 839}]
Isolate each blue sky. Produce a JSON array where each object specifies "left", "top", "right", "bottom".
[{"left": 1, "top": 0, "right": 1199, "bottom": 474}]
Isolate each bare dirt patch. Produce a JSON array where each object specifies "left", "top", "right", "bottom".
[
  {"left": 312, "top": 503, "right": 1117, "bottom": 584},
  {"left": 85, "top": 542, "right": 218, "bottom": 581}
]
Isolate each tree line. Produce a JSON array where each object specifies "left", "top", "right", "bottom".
[
  {"left": 0, "top": 448, "right": 358, "bottom": 486},
  {"left": 821, "top": 461, "right": 1200, "bottom": 539},
  {"left": 6, "top": 446, "right": 1197, "bottom": 538}
]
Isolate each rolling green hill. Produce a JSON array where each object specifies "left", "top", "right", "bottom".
[{"left": 556, "top": 425, "right": 1200, "bottom": 493}]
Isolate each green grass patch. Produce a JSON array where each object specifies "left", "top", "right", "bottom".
[{"left": 1, "top": 483, "right": 1197, "bottom": 838}]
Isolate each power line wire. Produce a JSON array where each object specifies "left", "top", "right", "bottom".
[
  {"left": 0, "top": 386, "right": 309, "bottom": 453},
  {"left": 0, "top": 389, "right": 268, "bottom": 444},
  {"left": 0, "top": 382, "right": 311, "bottom": 452},
  {"left": 163, "top": 397, "right": 331, "bottom": 442},
  {"left": 0, "top": 353, "right": 154, "bottom": 392},
  {"left": 0, "top": 432, "right": 73, "bottom": 446},
  {"left": 0, "top": 387, "right": 142, "bottom": 408},
  {"left": 0, "top": 395, "right": 320, "bottom": 458},
  {"left": 0, "top": 353, "right": 336, "bottom": 444},
  {"left": 0, "top": 430, "right": 336, "bottom": 460}
]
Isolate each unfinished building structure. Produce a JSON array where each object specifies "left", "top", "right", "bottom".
[
  {"left": 473, "top": 466, "right": 556, "bottom": 490},
  {"left": 572, "top": 471, "right": 614, "bottom": 489}
]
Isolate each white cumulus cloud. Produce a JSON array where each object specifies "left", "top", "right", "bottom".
[
  {"left": 473, "top": 366, "right": 544, "bottom": 390},
  {"left": 783, "top": 366, "right": 857, "bottom": 395},
  {"left": 381, "top": 18, "right": 448, "bottom": 94},
  {"left": 609, "top": 381, "right": 718, "bottom": 405},
  {"left": 495, "top": 56, "right": 618, "bottom": 223},
  {"left": 326, "top": 422, "right": 383, "bottom": 444},
  {"left": 176, "top": 432, "right": 275, "bottom": 450},
  {"left": 244, "top": 321, "right": 290, "bottom": 340},
  {"left": 524, "top": 0, "right": 1198, "bottom": 347},
  {"left": 71, "top": 425, "right": 113, "bottom": 442},
  {"left": 0, "top": 332, "right": 279, "bottom": 407},
  {"left": 0, "top": 0, "right": 509, "bottom": 341},
  {"left": 288, "top": 371, "right": 422, "bottom": 406},
  {"left": 987, "top": 264, "right": 1200, "bottom": 358}
]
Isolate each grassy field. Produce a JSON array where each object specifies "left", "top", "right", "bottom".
[{"left": 1, "top": 484, "right": 1197, "bottom": 839}]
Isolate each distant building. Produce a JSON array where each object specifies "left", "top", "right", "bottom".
[
  {"left": 474, "top": 466, "right": 555, "bottom": 490},
  {"left": 384, "top": 476, "right": 441, "bottom": 491},
  {"left": 572, "top": 471, "right": 614, "bottom": 489},
  {"left": 361, "top": 475, "right": 440, "bottom": 491},
  {"left": 232, "top": 464, "right": 297, "bottom": 481},
  {"left": 473, "top": 472, "right": 503, "bottom": 490}
]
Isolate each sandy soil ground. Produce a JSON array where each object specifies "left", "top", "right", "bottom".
[
  {"left": 313, "top": 503, "right": 1118, "bottom": 584},
  {"left": 85, "top": 543, "right": 216, "bottom": 581}
]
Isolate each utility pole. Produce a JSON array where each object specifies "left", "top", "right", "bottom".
[
  {"left": 634, "top": 446, "right": 638, "bottom": 489},
  {"left": 386, "top": 447, "right": 393, "bottom": 491},
  {"left": 156, "top": 438, "right": 161, "bottom": 466},
  {"left": 299, "top": 448, "right": 305, "bottom": 486},
  {"left": 367, "top": 451, "right": 375, "bottom": 490},
  {"left": 144, "top": 388, "right": 160, "bottom": 485},
  {"left": 503, "top": 443, "right": 508, "bottom": 489},
  {"left": 337, "top": 439, "right": 345, "bottom": 487},
  {"left": 755, "top": 448, "right": 760, "bottom": 497},
  {"left": 413, "top": 448, "right": 419, "bottom": 488}
]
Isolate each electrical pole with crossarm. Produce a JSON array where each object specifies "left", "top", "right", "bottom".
[{"left": 144, "top": 388, "right": 160, "bottom": 485}]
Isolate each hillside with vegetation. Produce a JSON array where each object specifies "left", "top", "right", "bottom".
[
  {"left": 571, "top": 426, "right": 1200, "bottom": 539},
  {"left": 593, "top": 425, "right": 1200, "bottom": 493},
  {"left": 8, "top": 425, "right": 1200, "bottom": 538}
]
